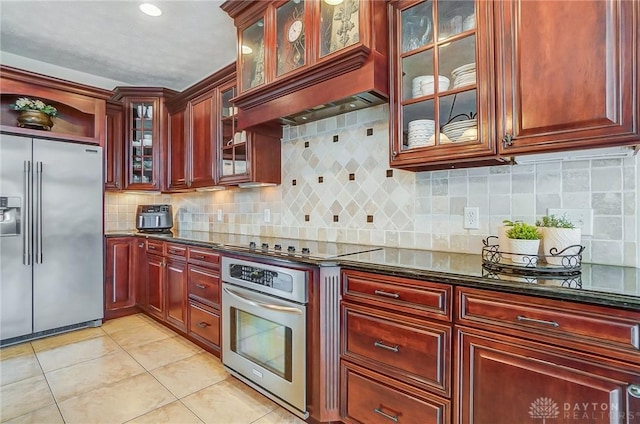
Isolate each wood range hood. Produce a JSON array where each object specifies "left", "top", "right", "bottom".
[{"left": 221, "top": 0, "right": 389, "bottom": 132}]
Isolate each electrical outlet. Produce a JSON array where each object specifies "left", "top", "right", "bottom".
[
  {"left": 264, "top": 208, "right": 271, "bottom": 223},
  {"left": 217, "top": 209, "right": 223, "bottom": 222},
  {"left": 547, "top": 208, "right": 593, "bottom": 236},
  {"left": 464, "top": 207, "right": 480, "bottom": 229}
]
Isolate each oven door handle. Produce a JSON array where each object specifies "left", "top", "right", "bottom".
[{"left": 223, "top": 287, "right": 303, "bottom": 315}]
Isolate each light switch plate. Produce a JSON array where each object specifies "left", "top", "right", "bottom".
[
  {"left": 217, "top": 209, "right": 223, "bottom": 222},
  {"left": 263, "top": 209, "right": 271, "bottom": 223},
  {"left": 547, "top": 208, "right": 593, "bottom": 236}
]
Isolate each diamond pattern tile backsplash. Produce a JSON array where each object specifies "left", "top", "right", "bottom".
[{"left": 106, "top": 104, "right": 640, "bottom": 267}]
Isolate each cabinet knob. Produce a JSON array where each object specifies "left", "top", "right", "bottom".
[
  {"left": 115, "top": 182, "right": 120, "bottom": 188},
  {"left": 629, "top": 385, "right": 640, "bottom": 398},
  {"left": 139, "top": 243, "right": 145, "bottom": 248},
  {"left": 392, "top": 150, "right": 398, "bottom": 157},
  {"left": 502, "top": 134, "right": 514, "bottom": 148}
]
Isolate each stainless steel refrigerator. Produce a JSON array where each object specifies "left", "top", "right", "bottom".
[{"left": 0, "top": 134, "right": 103, "bottom": 345}]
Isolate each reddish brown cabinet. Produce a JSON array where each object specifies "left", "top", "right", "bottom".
[
  {"left": 166, "top": 106, "right": 188, "bottom": 190},
  {"left": 495, "top": 0, "right": 640, "bottom": 155},
  {"left": 105, "top": 237, "right": 137, "bottom": 319},
  {"left": 221, "top": 0, "right": 389, "bottom": 129},
  {"left": 165, "top": 257, "right": 187, "bottom": 332},
  {"left": 145, "top": 247, "right": 165, "bottom": 321},
  {"left": 340, "top": 270, "right": 453, "bottom": 424},
  {"left": 105, "top": 100, "right": 124, "bottom": 191},
  {"left": 455, "top": 287, "right": 640, "bottom": 424}
]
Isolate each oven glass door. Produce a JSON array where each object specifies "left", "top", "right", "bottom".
[
  {"left": 222, "top": 283, "right": 306, "bottom": 413},
  {"left": 231, "top": 308, "right": 292, "bottom": 381}
]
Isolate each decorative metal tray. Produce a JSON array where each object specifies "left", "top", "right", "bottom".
[
  {"left": 482, "top": 236, "right": 584, "bottom": 276},
  {"left": 481, "top": 265, "right": 583, "bottom": 289}
]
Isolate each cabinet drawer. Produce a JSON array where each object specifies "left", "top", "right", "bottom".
[
  {"left": 457, "top": 288, "right": 640, "bottom": 353},
  {"left": 165, "top": 243, "right": 187, "bottom": 258},
  {"left": 188, "top": 302, "right": 220, "bottom": 347},
  {"left": 188, "top": 247, "right": 220, "bottom": 267},
  {"left": 342, "top": 302, "right": 450, "bottom": 395},
  {"left": 188, "top": 264, "right": 220, "bottom": 307},
  {"left": 146, "top": 240, "right": 164, "bottom": 254},
  {"left": 342, "top": 270, "right": 452, "bottom": 322},
  {"left": 342, "top": 361, "right": 450, "bottom": 424}
]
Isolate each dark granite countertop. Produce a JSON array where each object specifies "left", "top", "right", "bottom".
[{"left": 106, "top": 230, "right": 640, "bottom": 311}]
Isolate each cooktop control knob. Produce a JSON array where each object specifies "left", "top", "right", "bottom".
[
  {"left": 274, "top": 244, "right": 282, "bottom": 251},
  {"left": 249, "top": 241, "right": 256, "bottom": 249},
  {"left": 301, "top": 247, "right": 310, "bottom": 255},
  {"left": 287, "top": 246, "right": 296, "bottom": 253},
  {"left": 261, "top": 243, "right": 269, "bottom": 251}
]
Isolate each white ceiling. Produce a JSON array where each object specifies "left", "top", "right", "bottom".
[{"left": 0, "top": 0, "right": 238, "bottom": 91}]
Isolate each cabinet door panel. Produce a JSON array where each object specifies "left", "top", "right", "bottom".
[
  {"left": 166, "top": 258, "right": 187, "bottom": 331},
  {"left": 146, "top": 254, "right": 164, "bottom": 319},
  {"left": 167, "top": 109, "right": 187, "bottom": 190},
  {"left": 189, "top": 92, "right": 216, "bottom": 187},
  {"left": 188, "top": 301, "right": 220, "bottom": 348},
  {"left": 456, "top": 328, "right": 640, "bottom": 424},
  {"left": 188, "top": 264, "right": 220, "bottom": 308},
  {"left": 105, "top": 238, "right": 134, "bottom": 311},
  {"left": 497, "top": 0, "right": 639, "bottom": 153}
]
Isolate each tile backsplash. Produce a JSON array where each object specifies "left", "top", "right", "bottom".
[{"left": 106, "top": 104, "right": 640, "bottom": 267}]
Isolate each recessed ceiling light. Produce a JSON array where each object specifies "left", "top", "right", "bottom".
[{"left": 140, "top": 3, "right": 162, "bottom": 17}]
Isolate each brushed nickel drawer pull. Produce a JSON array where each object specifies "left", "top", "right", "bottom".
[
  {"left": 628, "top": 385, "right": 640, "bottom": 398},
  {"left": 195, "top": 284, "right": 206, "bottom": 289},
  {"left": 374, "top": 290, "right": 400, "bottom": 299},
  {"left": 148, "top": 245, "right": 157, "bottom": 250},
  {"left": 197, "top": 321, "right": 210, "bottom": 328},
  {"left": 374, "top": 341, "right": 399, "bottom": 353},
  {"left": 192, "top": 254, "right": 206, "bottom": 259},
  {"left": 373, "top": 408, "right": 399, "bottom": 422},
  {"left": 517, "top": 315, "right": 559, "bottom": 327},
  {"left": 168, "top": 249, "right": 181, "bottom": 254}
]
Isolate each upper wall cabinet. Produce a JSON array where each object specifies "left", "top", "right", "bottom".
[
  {"left": 221, "top": 0, "right": 389, "bottom": 129},
  {"left": 388, "top": 0, "right": 639, "bottom": 171},
  {"left": 388, "top": 0, "right": 506, "bottom": 171},
  {"left": 105, "top": 100, "right": 124, "bottom": 191},
  {"left": 0, "top": 65, "right": 111, "bottom": 146},
  {"left": 495, "top": 0, "right": 639, "bottom": 155},
  {"left": 112, "top": 87, "right": 178, "bottom": 191}
]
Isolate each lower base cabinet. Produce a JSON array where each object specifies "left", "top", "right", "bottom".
[
  {"left": 341, "top": 361, "right": 450, "bottom": 424},
  {"left": 456, "top": 327, "right": 640, "bottom": 424},
  {"left": 165, "top": 258, "right": 187, "bottom": 332}
]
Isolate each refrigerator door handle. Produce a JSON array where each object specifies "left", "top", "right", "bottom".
[
  {"left": 35, "top": 161, "right": 43, "bottom": 264},
  {"left": 23, "top": 160, "right": 31, "bottom": 265}
]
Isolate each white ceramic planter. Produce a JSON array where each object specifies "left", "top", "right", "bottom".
[
  {"left": 509, "top": 239, "right": 541, "bottom": 265},
  {"left": 540, "top": 227, "right": 582, "bottom": 265}
]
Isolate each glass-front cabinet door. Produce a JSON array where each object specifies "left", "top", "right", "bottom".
[
  {"left": 319, "top": 0, "right": 360, "bottom": 57},
  {"left": 240, "top": 18, "right": 266, "bottom": 93},
  {"left": 126, "top": 98, "right": 159, "bottom": 189},
  {"left": 219, "top": 83, "right": 249, "bottom": 182},
  {"left": 389, "top": 0, "right": 497, "bottom": 170},
  {"left": 276, "top": 0, "right": 306, "bottom": 77}
]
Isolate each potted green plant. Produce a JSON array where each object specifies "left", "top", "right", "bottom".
[
  {"left": 506, "top": 222, "right": 541, "bottom": 265},
  {"left": 10, "top": 97, "right": 58, "bottom": 131},
  {"left": 536, "top": 214, "right": 582, "bottom": 265}
]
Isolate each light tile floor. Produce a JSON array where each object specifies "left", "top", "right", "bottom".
[{"left": 0, "top": 314, "right": 306, "bottom": 424}]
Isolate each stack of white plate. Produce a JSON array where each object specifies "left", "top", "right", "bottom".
[
  {"left": 412, "top": 75, "right": 450, "bottom": 98},
  {"left": 441, "top": 118, "right": 477, "bottom": 142},
  {"left": 451, "top": 63, "right": 476, "bottom": 88},
  {"left": 407, "top": 119, "right": 436, "bottom": 147}
]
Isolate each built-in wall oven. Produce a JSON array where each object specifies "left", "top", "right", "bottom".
[{"left": 221, "top": 256, "right": 309, "bottom": 419}]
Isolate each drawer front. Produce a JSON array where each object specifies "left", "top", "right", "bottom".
[
  {"left": 342, "top": 362, "right": 450, "bottom": 424},
  {"left": 457, "top": 288, "right": 640, "bottom": 352},
  {"left": 146, "top": 239, "right": 164, "bottom": 254},
  {"left": 343, "top": 270, "right": 452, "bottom": 321},
  {"left": 188, "top": 302, "right": 220, "bottom": 347},
  {"left": 188, "top": 247, "right": 220, "bottom": 267},
  {"left": 165, "top": 243, "right": 187, "bottom": 258},
  {"left": 188, "top": 264, "right": 220, "bottom": 307},
  {"left": 342, "top": 303, "right": 450, "bottom": 395}
]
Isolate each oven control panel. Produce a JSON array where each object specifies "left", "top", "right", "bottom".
[
  {"left": 222, "top": 257, "right": 308, "bottom": 304},
  {"left": 229, "top": 264, "right": 294, "bottom": 293}
]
